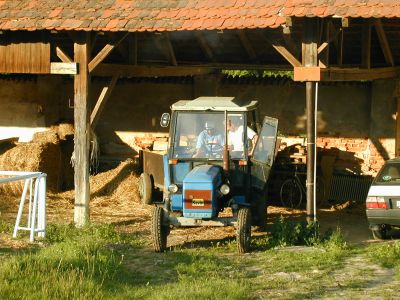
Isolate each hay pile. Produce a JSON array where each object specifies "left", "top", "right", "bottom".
[
  {"left": 57, "top": 159, "right": 140, "bottom": 206},
  {"left": 0, "top": 124, "right": 74, "bottom": 195},
  {"left": 90, "top": 160, "right": 140, "bottom": 218}
]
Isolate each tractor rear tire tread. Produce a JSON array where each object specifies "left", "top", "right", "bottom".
[
  {"left": 237, "top": 207, "right": 252, "bottom": 254},
  {"left": 139, "top": 173, "right": 153, "bottom": 205},
  {"left": 152, "top": 206, "right": 168, "bottom": 252}
]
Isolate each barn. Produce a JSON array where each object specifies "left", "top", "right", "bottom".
[{"left": 0, "top": 0, "right": 399, "bottom": 226}]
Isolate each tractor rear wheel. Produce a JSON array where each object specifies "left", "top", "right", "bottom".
[
  {"left": 139, "top": 173, "right": 152, "bottom": 205},
  {"left": 152, "top": 206, "right": 169, "bottom": 252},
  {"left": 237, "top": 207, "right": 252, "bottom": 254}
]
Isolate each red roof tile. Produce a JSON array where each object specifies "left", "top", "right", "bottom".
[{"left": 0, "top": 0, "right": 398, "bottom": 32}]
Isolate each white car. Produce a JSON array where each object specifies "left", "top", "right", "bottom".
[{"left": 366, "top": 158, "right": 400, "bottom": 239}]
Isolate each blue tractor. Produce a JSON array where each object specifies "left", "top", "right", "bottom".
[{"left": 138, "top": 97, "right": 278, "bottom": 253}]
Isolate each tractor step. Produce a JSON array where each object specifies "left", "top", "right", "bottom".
[{"left": 168, "top": 216, "right": 237, "bottom": 227}]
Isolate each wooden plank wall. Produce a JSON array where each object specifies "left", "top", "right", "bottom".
[{"left": 0, "top": 35, "right": 50, "bottom": 73}]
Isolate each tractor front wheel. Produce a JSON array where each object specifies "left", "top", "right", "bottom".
[
  {"left": 152, "top": 206, "right": 169, "bottom": 252},
  {"left": 237, "top": 207, "right": 252, "bottom": 254},
  {"left": 139, "top": 173, "right": 152, "bottom": 205}
]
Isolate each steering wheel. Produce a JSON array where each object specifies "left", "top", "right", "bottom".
[{"left": 206, "top": 141, "right": 223, "bottom": 157}]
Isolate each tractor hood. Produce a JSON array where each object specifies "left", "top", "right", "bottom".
[
  {"left": 182, "top": 165, "right": 222, "bottom": 219},
  {"left": 184, "top": 165, "right": 221, "bottom": 184}
]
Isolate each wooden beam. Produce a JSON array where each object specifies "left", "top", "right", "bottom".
[
  {"left": 195, "top": 32, "right": 214, "bottom": 61},
  {"left": 281, "top": 26, "right": 300, "bottom": 60},
  {"left": 318, "top": 20, "right": 342, "bottom": 55},
  {"left": 317, "top": 42, "right": 329, "bottom": 55},
  {"left": 397, "top": 93, "right": 400, "bottom": 156},
  {"left": 73, "top": 32, "right": 91, "bottom": 227},
  {"left": 270, "top": 39, "right": 301, "bottom": 67},
  {"left": 374, "top": 19, "right": 395, "bottom": 67},
  {"left": 116, "top": 42, "right": 129, "bottom": 61},
  {"left": 302, "top": 18, "right": 318, "bottom": 222},
  {"left": 237, "top": 30, "right": 257, "bottom": 60},
  {"left": 361, "top": 19, "right": 372, "bottom": 69},
  {"left": 272, "top": 43, "right": 301, "bottom": 67},
  {"left": 93, "top": 64, "right": 213, "bottom": 77},
  {"left": 90, "top": 75, "right": 118, "bottom": 127},
  {"left": 321, "top": 66, "right": 400, "bottom": 81},
  {"left": 91, "top": 62, "right": 400, "bottom": 81},
  {"left": 165, "top": 33, "right": 177, "bottom": 66},
  {"left": 341, "top": 17, "right": 349, "bottom": 28},
  {"left": 337, "top": 29, "right": 343, "bottom": 66},
  {"left": 90, "top": 32, "right": 99, "bottom": 54},
  {"left": 318, "top": 20, "right": 330, "bottom": 68},
  {"left": 50, "top": 62, "right": 77, "bottom": 74},
  {"left": 129, "top": 33, "right": 137, "bottom": 65},
  {"left": 153, "top": 33, "right": 176, "bottom": 65},
  {"left": 56, "top": 46, "right": 73, "bottom": 63},
  {"left": 88, "top": 33, "right": 128, "bottom": 73},
  {"left": 302, "top": 23, "right": 318, "bottom": 67}
]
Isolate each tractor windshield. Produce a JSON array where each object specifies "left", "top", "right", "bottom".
[{"left": 171, "top": 111, "right": 247, "bottom": 160}]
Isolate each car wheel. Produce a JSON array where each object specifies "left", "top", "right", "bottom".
[
  {"left": 151, "top": 206, "right": 169, "bottom": 252},
  {"left": 139, "top": 173, "right": 152, "bottom": 205},
  {"left": 237, "top": 207, "right": 252, "bottom": 254},
  {"left": 371, "top": 226, "right": 387, "bottom": 240}
]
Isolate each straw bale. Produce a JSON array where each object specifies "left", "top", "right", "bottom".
[
  {"left": 32, "top": 127, "right": 59, "bottom": 144},
  {"left": 0, "top": 124, "right": 79, "bottom": 196},
  {"left": 0, "top": 140, "right": 62, "bottom": 195},
  {"left": 56, "top": 123, "right": 74, "bottom": 140}
]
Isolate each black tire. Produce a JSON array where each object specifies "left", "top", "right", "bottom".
[
  {"left": 251, "top": 192, "right": 267, "bottom": 230},
  {"left": 280, "top": 178, "right": 302, "bottom": 208},
  {"left": 151, "top": 206, "right": 169, "bottom": 252},
  {"left": 139, "top": 173, "right": 152, "bottom": 205},
  {"left": 237, "top": 207, "right": 252, "bottom": 254},
  {"left": 371, "top": 226, "right": 387, "bottom": 240}
]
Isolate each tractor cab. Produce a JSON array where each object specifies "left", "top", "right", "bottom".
[{"left": 145, "top": 96, "right": 278, "bottom": 253}]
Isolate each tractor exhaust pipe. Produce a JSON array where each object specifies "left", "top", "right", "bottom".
[{"left": 223, "top": 110, "right": 229, "bottom": 173}]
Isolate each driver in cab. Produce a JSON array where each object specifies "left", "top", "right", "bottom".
[{"left": 193, "top": 121, "right": 224, "bottom": 158}]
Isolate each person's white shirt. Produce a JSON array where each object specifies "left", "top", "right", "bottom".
[{"left": 228, "top": 125, "right": 256, "bottom": 151}]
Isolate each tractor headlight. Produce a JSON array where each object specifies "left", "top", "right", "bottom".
[
  {"left": 168, "top": 184, "right": 179, "bottom": 193},
  {"left": 220, "top": 184, "right": 230, "bottom": 195}
]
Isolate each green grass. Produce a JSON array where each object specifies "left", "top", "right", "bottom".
[
  {"left": 366, "top": 241, "right": 400, "bottom": 269},
  {"left": 0, "top": 217, "right": 13, "bottom": 234},
  {"left": 1, "top": 220, "right": 400, "bottom": 299}
]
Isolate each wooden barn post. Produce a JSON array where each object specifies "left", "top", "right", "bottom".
[
  {"left": 302, "top": 18, "right": 318, "bottom": 222},
  {"left": 73, "top": 33, "right": 91, "bottom": 227}
]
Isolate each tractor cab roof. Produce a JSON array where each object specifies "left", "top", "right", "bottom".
[{"left": 171, "top": 96, "right": 258, "bottom": 112}]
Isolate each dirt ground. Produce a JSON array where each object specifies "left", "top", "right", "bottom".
[{"left": 0, "top": 160, "right": 378, "bottom": 248}]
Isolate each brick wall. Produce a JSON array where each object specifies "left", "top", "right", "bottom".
[{"left": 281, "top": 136, "right": 395, "bottom": 175}]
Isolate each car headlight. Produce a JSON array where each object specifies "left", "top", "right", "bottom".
[
  {"left": 220, "top": 184, "right": 230, "bottom": 195},
  {"left": 168, "top": 184, "right": 178, "bottom": 193}
]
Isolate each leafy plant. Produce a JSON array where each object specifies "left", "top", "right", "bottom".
[
  {"left": 321, "top": 227, "right": 348, "bottom": 251},
  {"left": 221, "top": 69, "right": 293, "bottom": 79},
  {"left": 271, "top": 216, "right": 319, "bottom": 247},
  {"left": 367, "top": 241, "right": 400, "bottom": 268}
]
